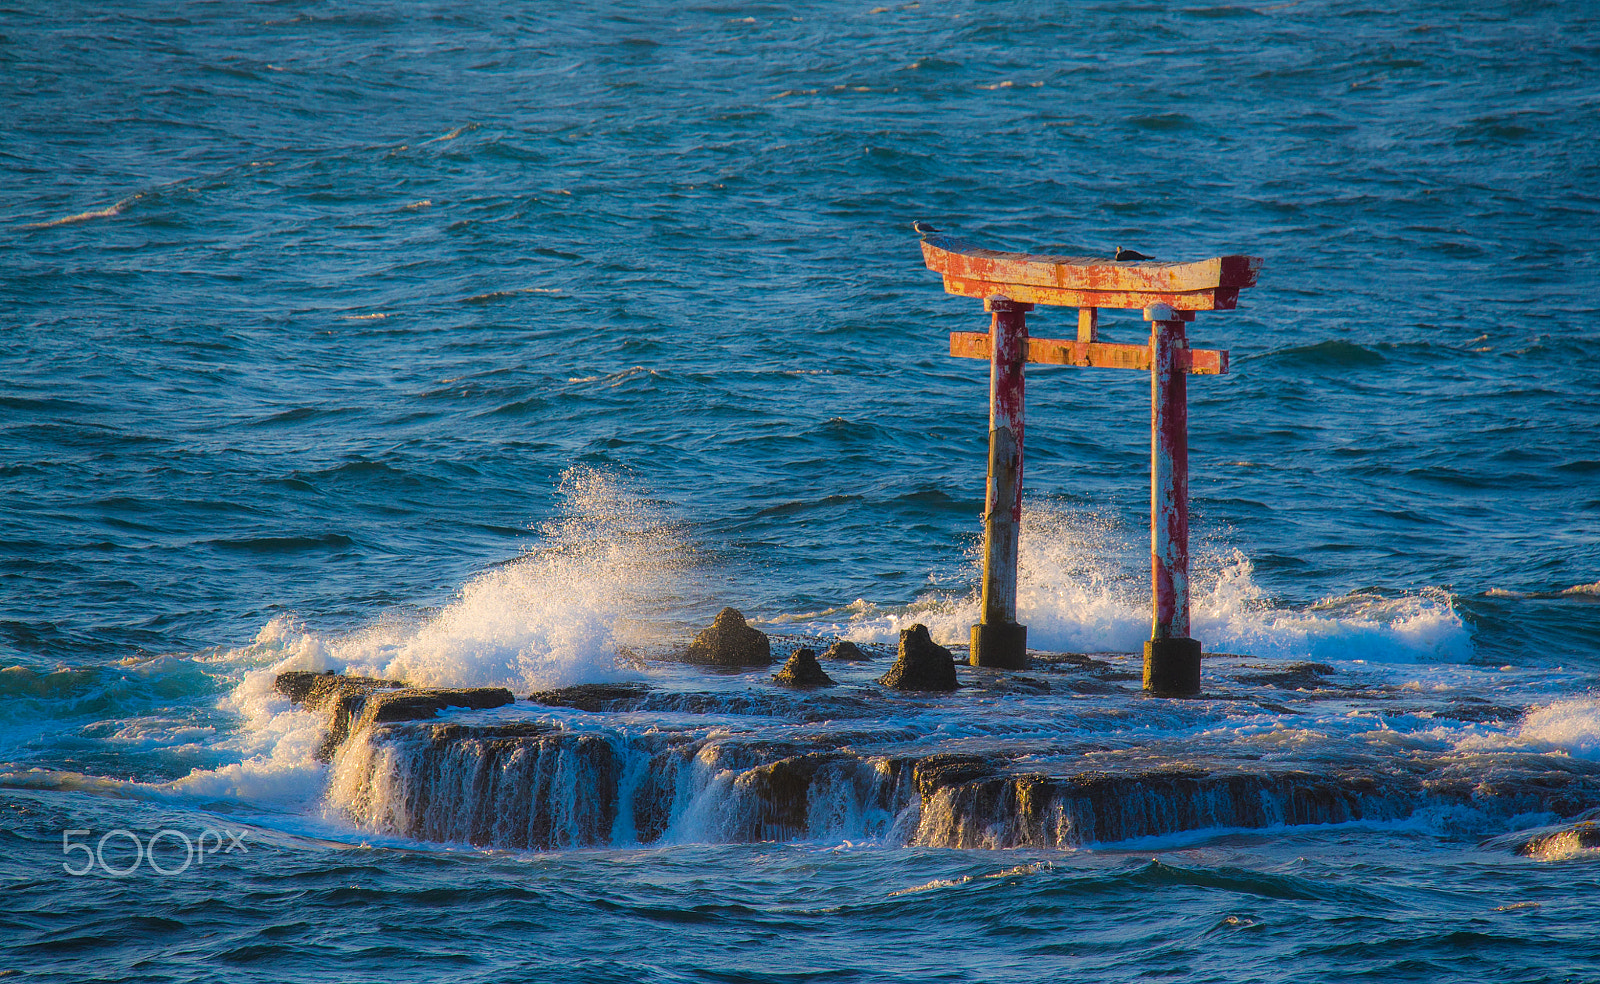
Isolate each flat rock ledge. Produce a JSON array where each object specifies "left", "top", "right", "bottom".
[
  {"left": 363, "top": 688, "right": 515, "bottom": 724},
  {"left": 773, "top": 648, "right": 835, "bottom": 687},
  {"left": 682, "top": 607, "right": 771, "bottom": 667},
  {"left": 878, "top": 624, "right": 958, "bottom": 691},
  {"left": 274, "top": 671, "right": 513, "bottom": 759},
  {"left": 528, "top": 683, "right": 656, "bottom": 712},
  {"left": 274, "top": 670, "right": 404, "bottom": 709}
]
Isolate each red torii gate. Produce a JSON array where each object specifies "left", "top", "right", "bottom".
[{"left": 919, "top": 233, "right": 1262, "bottom": 696}]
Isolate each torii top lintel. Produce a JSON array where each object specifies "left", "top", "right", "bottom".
[{"left": 920, "top": 234, "right": 1262, "bottom": 312}]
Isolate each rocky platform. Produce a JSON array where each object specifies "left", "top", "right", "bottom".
[{"left": 275, "top": 646, "right": 1600, "bottom": 854}]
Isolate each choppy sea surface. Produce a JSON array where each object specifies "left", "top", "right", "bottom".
[{"left": 4, "top": 0, "right": 1600, "bottom": 981}]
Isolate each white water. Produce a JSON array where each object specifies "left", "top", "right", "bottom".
[
  {"left": 259, "top": 468, "right": 687, "bottom": 691},
  {"left": 235, "top": 489, "right": 1476, "bottom": 709},
  {"left": 813, "top": 501, "right": 1472, "bottom": 664}
]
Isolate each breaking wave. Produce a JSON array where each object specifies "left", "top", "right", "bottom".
[
  {"left": 814, "top": 502, "right": 1473, "bottom": 664},
  {"left": 257, "top": 467, "right": 688, "bottom": 692}
]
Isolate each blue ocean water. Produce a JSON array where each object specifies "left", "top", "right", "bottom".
[{"left": 4, "top": 0, "right": 1600, "bottom": 980}]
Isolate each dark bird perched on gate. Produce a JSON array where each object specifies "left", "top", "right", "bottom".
[
  {"left": 1114, "top": 246, "right": 1154, "bottom": 261},
  {"left": 912, "top": 220, "right": 940, "bottom": 236}
]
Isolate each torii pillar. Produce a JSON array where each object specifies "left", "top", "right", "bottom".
[{"left": 970, "top": 296, "right": 1031, "bottom": 667}]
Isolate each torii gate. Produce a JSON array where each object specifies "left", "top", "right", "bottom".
[{"left": 919, "top": 233, "right": 1261, "bottom": 696}]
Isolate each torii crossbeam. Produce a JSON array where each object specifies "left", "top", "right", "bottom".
[{"left": 920, "top": 233, "right": 1262, "bottom": 696}]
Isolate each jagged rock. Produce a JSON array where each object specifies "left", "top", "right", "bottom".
[
  {"left": 878, "top": 623, "right": 958, "bottom": 691},
  {"left": 773, "top": 648, "right": 835, "bottom": 688},
  {"left": 683, "top": 607, "right": 771, "bottom": 667},
  {"left": 820, "top": 639, "right": 871, "bottom": 661}
]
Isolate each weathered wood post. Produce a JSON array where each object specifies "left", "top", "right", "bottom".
[
  {"left": 971, "top": 297, "right": 1032, "bottom": 669},
  {"left": 917, "top": 232, "right": 1260, "bottom": 695},
  {"left": 1144, "top": 303, "right": 1201, "bottom": 695}
]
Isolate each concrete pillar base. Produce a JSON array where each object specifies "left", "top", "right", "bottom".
[
  {"left": 970, "top": 622, "right": 1028, "bottom": 669},
  {"left": 1143, "top": 637, "right": 1201, "bottom": 695}
]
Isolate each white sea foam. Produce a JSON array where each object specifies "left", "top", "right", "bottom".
[
  {"left": 566, "top": 365, "right": 657, "bottom": 386},
  {"left": 167, "top": 668, "right": 330, "bottom": 805},
  {"left": 1513, "top": 699, "right": 1600, "bottom": 759},
  {"left": 887, "top": 864, "right": 1053, "bottom": 896},
  {"left": 28, "top": 663, "right": 337, "bottom": 812},
  {"left": 23, "top": 192, "right": 145, "bottom": 229},
  {"left": 1197, "top": 581, "right": 1472, "bottom": 664},
  {"left": 826, "top": 501, "right": 1473, "bottom": 664},
  {"left": 252, "top": 468, "right": 684, "bottom": 692}
]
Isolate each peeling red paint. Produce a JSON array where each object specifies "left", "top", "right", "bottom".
[
  {"left": 980, "top": 300, "right": 1029, "bottom": 625},
  {"left": 921, "top": 235, "right": 1261, "bottom": 301},
  {"left": 948, "top": 331, "right": 1228, "bottom": 375},
  {"left": 1150, "top": 315, "right": 1191, "bottom": 641}
]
